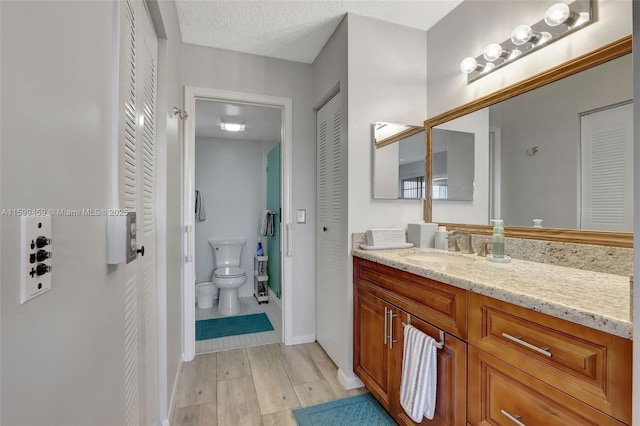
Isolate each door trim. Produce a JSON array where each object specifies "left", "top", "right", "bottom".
[{"left": 181, "top": 87, "right": 294, "bottom": 360}]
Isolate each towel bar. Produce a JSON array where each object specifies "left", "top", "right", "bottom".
[{"left": 402, "top": 316, "right": 445, "bottom": 350}]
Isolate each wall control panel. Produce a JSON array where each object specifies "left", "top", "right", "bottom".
[
  {"left": 20, "top": 214, "right": 53, "bottom": 304},
  {"left": 126, "top": 212, "right": 137, "bottom": 264},
  {"left": 107, "top": 211, "right": 137, "bottom": 265}
]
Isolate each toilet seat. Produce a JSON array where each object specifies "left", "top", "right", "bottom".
[{"left": 213, "top": 266, "right": 245, "bottom": 279}]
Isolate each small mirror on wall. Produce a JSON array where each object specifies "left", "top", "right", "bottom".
[
  {"left": 372, "top": 122, "right": 426, "bottom": 200},
  {"left": 432, "top": 128, "right": 475, "bottom": 201}
]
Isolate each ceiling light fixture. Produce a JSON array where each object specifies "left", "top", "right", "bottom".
[
  {"left": 220, "top": 119, "right": 246, "bottom": 132},
  {"left": 459, "top": 0, "right": 592, "bottom": 83}
]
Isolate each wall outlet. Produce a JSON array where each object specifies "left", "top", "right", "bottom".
[{"left": 20, "top": 214, "right": 53, "bottom": 304}]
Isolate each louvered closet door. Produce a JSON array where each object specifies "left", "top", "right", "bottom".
[
  {"left": 117, "top": 1, "right": 159, "bottom": 425},
  {"left": 316, "top": 92, "right": 345, "bottom": 365},
  {"left": 580, "top": 103, "right": 633, "bottom": 232}
]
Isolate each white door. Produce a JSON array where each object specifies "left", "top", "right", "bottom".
[
  {"left": 117, "top": 1, "right": 159, "bottom": 424},
  {"left": 580, "top": 102, "right": 633, "bottom": 231},
  {"left": 316, "top": 92, "right": 346, "bottom": 364}
]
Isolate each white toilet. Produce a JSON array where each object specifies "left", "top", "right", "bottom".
[{"left": 208, "top": 238, "right": 247, "bottom": 316}]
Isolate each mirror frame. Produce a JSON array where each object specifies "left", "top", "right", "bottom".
[{"left": 423, "top": 35, "right": 633, "bottom": 248}]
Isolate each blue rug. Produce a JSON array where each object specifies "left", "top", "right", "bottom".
[
  {"left": 195, "top": 313, "right": 274, "bottom": 341},
  {"left": 292, "top": 393, "right": 395, "bottom": 426}
]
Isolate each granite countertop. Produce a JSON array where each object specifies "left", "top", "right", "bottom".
[{"left": 352, "top": 247, "right": 633, "bottom": 340}]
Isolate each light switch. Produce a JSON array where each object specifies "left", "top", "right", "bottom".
[
  {"left": 296, "top": 209, "right": 306, "bottom": 224},
  {"left": 20, "top": 214, "right": 52, "bottom": 304}
]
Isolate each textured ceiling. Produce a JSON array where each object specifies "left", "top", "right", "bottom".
[{"left": 174, "top": 0, "right": 463, "bottom": 64}]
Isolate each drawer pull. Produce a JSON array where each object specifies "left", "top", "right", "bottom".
[
  {"left": 384, "top": 307, "right": 388, "bottom": 345},
  {"left": 389, "top": 309, "right": 398, "bottom": 349},
  {"left": 501, "top": 409, "right": 526, "bottom": 426},
  {"left": 501, "top": 332, "right": 552, "bottom": 357}
]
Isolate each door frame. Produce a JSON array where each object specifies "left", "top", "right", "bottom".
[{"left": 181, "top": 87, "right": 294, "bottom": 361}]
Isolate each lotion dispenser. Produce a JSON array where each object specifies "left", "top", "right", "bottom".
[{"left": 491, "top": 219, "right": 504, "bottom": 259}]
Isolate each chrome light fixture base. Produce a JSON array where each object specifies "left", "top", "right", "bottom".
[{"left": 462, "top": 0, "right": 592, "bottom": 84}]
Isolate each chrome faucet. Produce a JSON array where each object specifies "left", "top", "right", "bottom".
[{"left": 448, "top": 230, "right": 474, "bottom": 254}]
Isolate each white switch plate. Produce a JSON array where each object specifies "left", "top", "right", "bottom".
[
  {"left": 20, "top": 214, "right": 53, "bottom": 304},
  {"left": 296, "top": 209, "right": 306, "bottom": 224}
]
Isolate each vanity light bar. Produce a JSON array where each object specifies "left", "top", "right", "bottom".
[{"left": 460, "top": 0, "right": 592, "bottom": 84}]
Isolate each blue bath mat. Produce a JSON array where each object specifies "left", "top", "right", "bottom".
[
  {"left": 195, "top": 313, "right": 274, "bottom": 341},
  {"left": 292, "top": 393, "right": 395, "bottom": 426}
]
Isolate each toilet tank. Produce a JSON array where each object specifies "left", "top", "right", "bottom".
[{"left": 208, "top": 238, "right": 246, "bottom": 267}]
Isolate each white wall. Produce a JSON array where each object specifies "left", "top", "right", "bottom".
[
  {"left": 1, "top": 2, "right": 127, "bottom": 424},
  {"left": 194, "top": 137, "right": 265, "bottom": 298},
  {"left": 154, "top": 0, "right": 184, "bottom": 418},
  {"left": 632, "top": 2, "right": 640, "bottom": 420},
  {"left": 427, "top": 0, "right": 633, "bottom": 117},
  {"left": 179, "top": 43, "right": 317, "bottom": 342}
]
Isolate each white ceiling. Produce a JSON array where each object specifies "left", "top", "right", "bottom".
[{"left": 174, "top": 0, "right": 463, "bottom": 64}]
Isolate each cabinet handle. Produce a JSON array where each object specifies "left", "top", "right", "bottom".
[
  {"left": 384, "top": 307, "right": 388, "bottom": 345},
  {"left": 501, "top": 332, "right": 552, "bottom": 357},
  {"left": 389, "top": 309, "right": 398, "bottom": 349},
  {"left": 501, "top": 410, "right": 526, "bottom": 426}
]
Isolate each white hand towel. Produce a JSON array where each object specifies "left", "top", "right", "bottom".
[
  {"left": 259, "top": 210, "right": 270, "bottom": 236},
  {"left": 400, "top": 324, "right": 438, "bottom": 422}
]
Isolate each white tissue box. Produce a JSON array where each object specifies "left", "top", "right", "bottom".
[
  {"left": 407, "top": 223, "right": 438, "bottom": 248},
  {"left": 366, "top": 228, "right": 407, "bottom": 247}
]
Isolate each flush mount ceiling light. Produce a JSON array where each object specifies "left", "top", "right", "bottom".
[
  {"left": 460, "top": 0, "right": 592, "bottom": 84},
  {"left": 220, "top": 119, "right": 246, "bottom": 132}
]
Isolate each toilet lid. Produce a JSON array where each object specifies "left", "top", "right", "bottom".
[{"left": 214, "top": 266, "right": 245, "bottom": 278}]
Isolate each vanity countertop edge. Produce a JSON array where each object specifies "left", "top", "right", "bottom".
[{"left": 352, "top": 247, "right": 632, "bottom": 340}]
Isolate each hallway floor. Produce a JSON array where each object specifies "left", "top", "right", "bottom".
[{"left": 172, "top": 342, "right": 367, "bottom": 425}]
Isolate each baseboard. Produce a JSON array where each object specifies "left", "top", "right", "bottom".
[
  {"left": 337, "top": 368, "right": 365, "bottom": 390},
  {"left": 267, "top": 287, "right": 282, "bottom": 309},
  {"left": 167, "top": 358, "right": 184, "bottom": 424},
  {"left": 289, "top": 334, "right": 316, "bottom": 345}
]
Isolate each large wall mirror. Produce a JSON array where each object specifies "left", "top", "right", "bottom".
[{"left": 424, "top": 36, "right": 633, "bottom": 247}]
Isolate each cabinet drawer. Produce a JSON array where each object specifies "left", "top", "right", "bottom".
[
  {"left": 468, "top": 347, "right": 626, "bottom": 426},
  {"left": 354, "top": 258, "right": 467, "bottom": 339},
  {"left": 469, "top": 293, "right": 631, "bottom": 424}
]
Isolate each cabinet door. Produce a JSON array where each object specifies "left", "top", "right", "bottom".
[
  {"left": 468, "top": 346, "right": 626, "bottom": 426},
  {"left": 394, "top": 314, "right": 467, "bottom": 426},
  {"left": 353, "top": 287, "right": 393, "bottom": 410}
]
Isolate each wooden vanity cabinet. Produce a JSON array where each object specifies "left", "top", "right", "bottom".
[
  {"left": 353, "top": 257, "right": 632, "bottom": 425},
  {"left": 353, "top": 258, "right": 467, "bottom": 425}
]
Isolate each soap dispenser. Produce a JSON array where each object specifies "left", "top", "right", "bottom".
[{"left": 491, "top": 219, "right": 504, "bottom": 259}]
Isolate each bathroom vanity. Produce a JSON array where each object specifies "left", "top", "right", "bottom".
[{"left": 352, "top": 249, "right": 632, "bottom": 425}]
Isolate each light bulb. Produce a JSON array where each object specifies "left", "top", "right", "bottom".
[
  {"left": 509, "top": 49, "right": 522, "bottom": 60},
  {"left": 483, "top": 63, "right": 495, "bottom": 73},
  {"left": 483, "top": 43, "right": 506, "bottom": 62},
  {"left": 544, "top": 3, "right": 570, "bottom": 26},
  {"left": 511, "top": 24, "right": 534, "bottom": 45},
  {"left": 460, "top": 57, "right": 478, "bottom": 74}
]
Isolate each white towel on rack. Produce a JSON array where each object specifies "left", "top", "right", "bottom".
[
  {"left": 259, "top": 210, "right": 274, "bottom": 236},
  {"left": 400, "top": 324, "right": 438, "bottom": 422},
  {"left": 195, "top": 190, "right": 206, "bottom": 222}
]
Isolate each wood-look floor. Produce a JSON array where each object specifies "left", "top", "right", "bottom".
[{"left": 172, "top": 342, "right": 367, "bottom": 426}]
